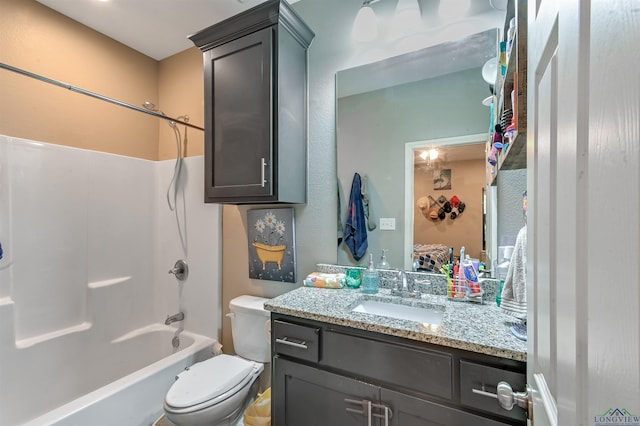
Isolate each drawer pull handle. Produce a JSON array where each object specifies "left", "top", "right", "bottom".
[
  {"left": 261, "top": 157, "right": 268, "bottom": 187},
  {"left": 344, "top": 398, "right": 367, "bottom": 415},
  {"left": 472, "top": 387, "right": 498, "bottom": 399},
  {"left": 344, "top": 399, "right": 372, "bottom": 425},
  {"left": 344, "top": 399, "right": 392, "bottom": 426},
  {"left": 472, "top": 382, "right": 531, "bottom": 412},
  {"left": 275, "top": 337, "right": 308, "bottom": 349},
  {"left": 372, "top": 403, "right": 393, "bottom": 426}
]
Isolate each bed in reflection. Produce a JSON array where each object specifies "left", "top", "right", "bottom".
[{"left": 413, "top": 243, "right": 451, "bottom": 272}]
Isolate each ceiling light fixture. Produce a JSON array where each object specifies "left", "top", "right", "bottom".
[
  {"left": 391, "top": 0, "right": 422, "bottom": 34},
  {"left": 419, "top": 148, "right": 439, "bottom": 161},
  {"left": 352, "top": 0, "right": 379, "bottom": 42}
]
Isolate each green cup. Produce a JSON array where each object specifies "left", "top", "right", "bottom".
[{"left": 345, "top": 268, "right": 362, "bottom": 289}]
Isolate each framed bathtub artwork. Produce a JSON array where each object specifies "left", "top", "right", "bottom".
[{"left": 247, "top": 208, "right": 297, "bottom": 283}]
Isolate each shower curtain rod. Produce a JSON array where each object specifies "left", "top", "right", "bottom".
[{"left": 0, "top": 62, "right": 205, "bottom": 131}]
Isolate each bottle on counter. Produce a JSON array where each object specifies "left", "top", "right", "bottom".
[
  {"left": 462, "top": 255, "right": 483, "bottom": 296},
  {"left": 456, "top": 247, "right": 466, "bottom": 298},
  {"left": 377, "top": 249, "right": 390, "bottom": 269},
  {"left": 362, "top": 253, "right": 380, "bottom": 294}
]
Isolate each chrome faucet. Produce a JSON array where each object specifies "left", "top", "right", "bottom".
[
  {"left": 398, "top": 270, "right": 409, "bottom": 292},
  {"left": 165, "top": 312, "right": 184, "bottom": 325},
  {"left": 391, "top": 270, "right": 420, "bottom": 298},
  {"left": 168, "top": 259, "right": 188, "bottom": 281}
]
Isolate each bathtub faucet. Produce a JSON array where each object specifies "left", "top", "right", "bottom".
[{"left": 165, "top": 312, "right": 184, "bottom": 325}]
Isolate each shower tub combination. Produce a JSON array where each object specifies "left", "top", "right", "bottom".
[
  {"left": 0, "top": 136, "right": 221, "bottom": 425},
  {"left": 0, "top": 320, "right": 216, "bottom": 426}
]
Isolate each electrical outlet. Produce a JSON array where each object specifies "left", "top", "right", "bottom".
[{"left": 379, "top": 218, "right": 396, "bottom": 230}]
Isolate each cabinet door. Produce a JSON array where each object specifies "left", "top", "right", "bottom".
[
  {"left": 273, "top": 357, "right": 381, "bottom": 426},
  {"left": 381, "top": 389, "right": 510, "bottom": 426},
  {"left": 204, "top": 27, "right": 273, "bottom": 202}
]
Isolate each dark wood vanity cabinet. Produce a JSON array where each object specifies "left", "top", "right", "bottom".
[
  {"left": 271, "top": 314, "right": 526, "bottom": 426},
  {"left": 189, "top": 0, "right": 314, "bottom": 204}
]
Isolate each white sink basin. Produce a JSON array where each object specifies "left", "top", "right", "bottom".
[{"left": 351, "top": 299, "right": 444, "bottom": 325}]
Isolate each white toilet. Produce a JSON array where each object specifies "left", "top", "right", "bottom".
[{"left": 163, "top": 295, "right": 271, "bottom": 426}]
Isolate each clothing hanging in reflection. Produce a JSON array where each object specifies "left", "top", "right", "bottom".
[{"left": 343, "top": 173, "right": 368, "bottom": 261}]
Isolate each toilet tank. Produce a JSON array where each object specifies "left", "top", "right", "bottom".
[{"left": 228, "top": 295, "right": 271, "bottom": 363}]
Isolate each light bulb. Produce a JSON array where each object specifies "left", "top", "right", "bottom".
[
  {"left": 391, "top": 0, "right": 421, "bottom": 35},
  {"left": 352, "top": 4, "right": 378, "bottom": 42}
]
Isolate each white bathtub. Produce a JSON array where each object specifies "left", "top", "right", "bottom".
[{"left": 9, "top": 325, "right": 216, "bottom": 426}]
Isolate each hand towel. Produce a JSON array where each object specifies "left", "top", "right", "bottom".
[
  {"left": 343, "top": 173, "right": 368, "bottom": 261},
  {"left": 500, "top": 225, "right": 527, "bottom": 319},
  {"left": 303, "top": 272, "right": 345, "bottom": 289},
  {"left": 361, "top": 175, "right": 377, "bottom": 231}
]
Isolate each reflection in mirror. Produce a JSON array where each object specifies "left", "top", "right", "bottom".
[
  {"left": 406, "top": 136, "right": 488, "bottom": 273},
  {"left": 336, "top": 29, "right": 498, "bottom": 273}
]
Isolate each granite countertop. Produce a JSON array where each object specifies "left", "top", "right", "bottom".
[{"left": 264, "top": 286, "right": 527, "bottom": 362}]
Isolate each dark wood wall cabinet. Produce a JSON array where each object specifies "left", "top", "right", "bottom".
[
  {"left": 271, "top": 313, "right": 527, "bottom": 426},
  {"left": 190, "top": 0, "right": 314, "bottom": 204}
]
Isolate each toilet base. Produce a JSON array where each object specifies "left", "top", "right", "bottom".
[{"left": 164, "top": 377, "right": 260, "bottom": 426}]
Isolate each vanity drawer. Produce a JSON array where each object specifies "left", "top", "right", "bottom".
[
  {"left": 459, "top": 360, "right": 527, "bottom": 423},
  {"left": 322, "top": 329, "right": 453, "bottom": 400},
  {"left": 272, "top": 319, "right": 320, "bottom": 363}
]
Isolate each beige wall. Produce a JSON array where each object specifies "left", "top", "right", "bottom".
[
  {"left": 158, "top": 47, "right": 204, "bottom": 160},
  {"left": 0, "top": 0, "right": 204, "bottom": 161},
  {"left": 413, "top": 159, "right": 485, "bottom": 260},
  {"left": 221, "top": 205, "right": 302, "bottom": 353}
]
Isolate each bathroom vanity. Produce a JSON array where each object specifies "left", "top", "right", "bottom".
[{"left": 265, "top": 287, "right": 527, "bottom": 425}]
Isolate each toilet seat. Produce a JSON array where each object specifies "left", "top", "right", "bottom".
[{"left": 165, "top": 354, "right": 262, "bottom": 414}]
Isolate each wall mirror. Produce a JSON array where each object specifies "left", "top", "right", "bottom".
[{"left": 336, "top": 29, "right": 498, "bottom": 273}]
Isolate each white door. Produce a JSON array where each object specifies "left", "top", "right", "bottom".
[{"left": 527, "top": 0, "right": 640, "bottom": 425}]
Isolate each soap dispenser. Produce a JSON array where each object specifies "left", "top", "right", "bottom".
[
  {"left": 362, "top": 253, "right": 380, "bottom": 294},
  {"left": 377, "top": 249, "right": 390, "bottom": 269}
]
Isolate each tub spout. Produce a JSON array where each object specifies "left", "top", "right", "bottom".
[{"left": 165, "top": 312, "right": 184, "bottom": 325}]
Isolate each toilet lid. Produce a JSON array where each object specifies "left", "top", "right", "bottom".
[{"left": 166, "top": 354, "right": 256, "bottom": 408}]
